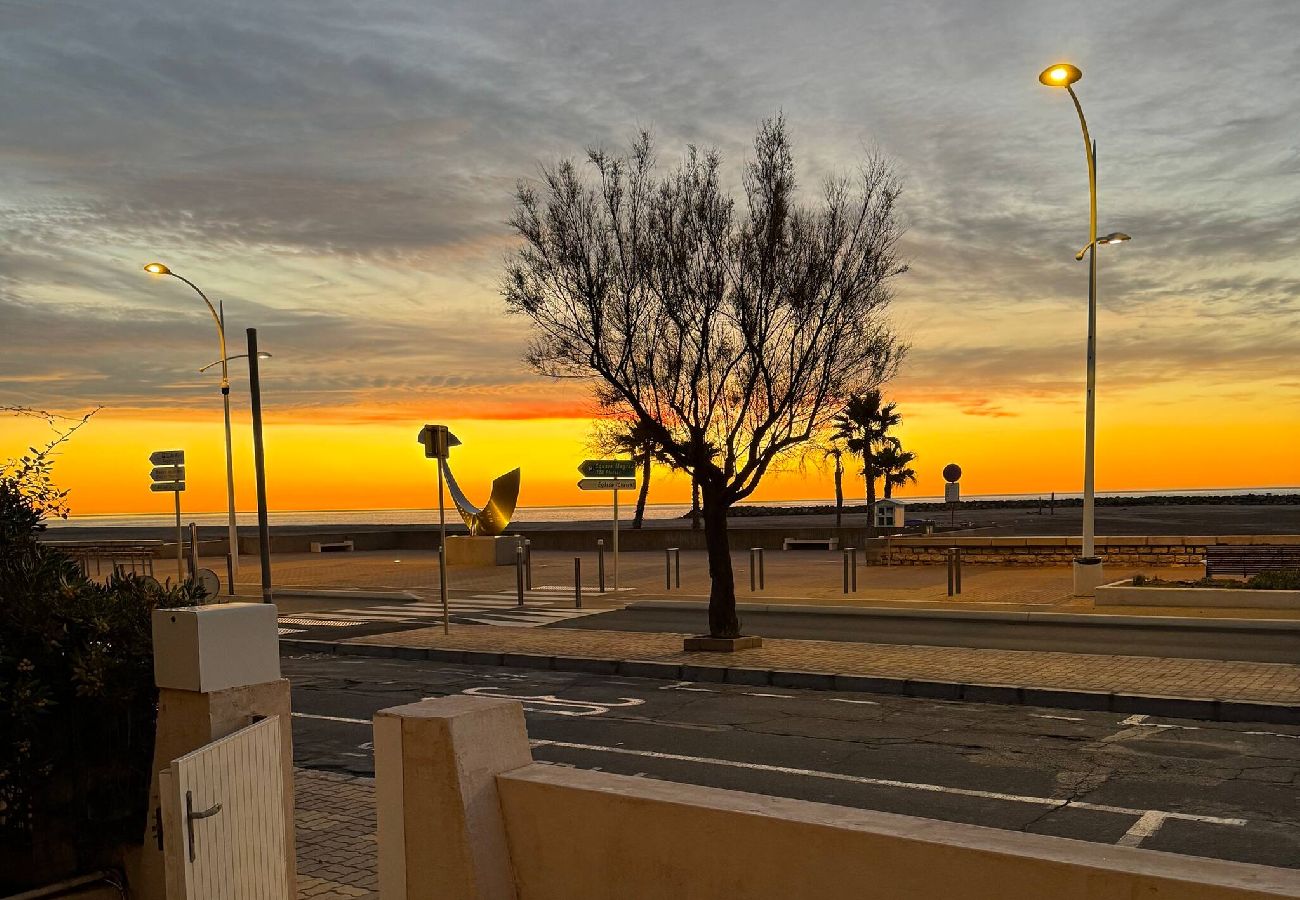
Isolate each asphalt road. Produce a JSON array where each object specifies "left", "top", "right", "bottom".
[
  {"left": 552, "top": 607, "right": 1300, "bottom": 663},
  {"left": 283, "top": 652, "right": 1300, "bottom": 869}
]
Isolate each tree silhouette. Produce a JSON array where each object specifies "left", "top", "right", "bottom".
[{"left": 504, "top": 117, "right": 907, "bottom": 638}]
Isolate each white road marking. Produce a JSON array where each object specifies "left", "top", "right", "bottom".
[
  {"left": 673, "top": 687, "right": 718, "bottom": 693},
  {"left": 459, "top": 687, "right": 645, "bottom": 717},
  {"left": 292, "top": 712, "right": 370, "bottom": 725},
  {"left": 828, "top": 698, "right": 880, "bottom": 706},
  {"left": 529, "top": 740, "right": 1247, "bottom": 837},
  {"left": 1030, "top": 714, "right": 1084, "bottom": 722},
  {"left": 1117, "top": 810, "right": 1168, "bottom": 848}
]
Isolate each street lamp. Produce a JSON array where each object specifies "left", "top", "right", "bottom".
[
  {"left": 1038, "top": 63, "right": 1130, "bottom": 596},
  {"left": 143, "top": 262, "right": 242, "bottom": 579},
  {"left": 199, "top": 352, "right": 272, "bottom": 374}
]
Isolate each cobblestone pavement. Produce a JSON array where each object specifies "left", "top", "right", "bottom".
[
  {"left": 210, "top": 549, "right": 1292, "bottom": 619},
  {"left": 348, "top": 624, "right": 1300, "bottom": 704},
  {"left": 295, "top": 769, "right": 376, "bottom": 899}
]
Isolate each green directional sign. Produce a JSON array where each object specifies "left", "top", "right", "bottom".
[{"left": 579, "top": 459, "right": 635, "bottom": 478}]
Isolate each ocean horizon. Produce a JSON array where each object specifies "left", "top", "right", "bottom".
[{"left": 45, "top": 485, "right": 1300, "bottom": 530}]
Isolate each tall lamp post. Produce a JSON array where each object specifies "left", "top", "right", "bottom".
[
  {"left": 1038, "top": 63, "right": 1130, "bottom": 595},
  {"left": 144, "top": 263, "right": 241, "bottom": 578}
]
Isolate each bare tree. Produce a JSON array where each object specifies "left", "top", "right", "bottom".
[{"left": 504, "top": 116, "right": 907, "bottom": 638}]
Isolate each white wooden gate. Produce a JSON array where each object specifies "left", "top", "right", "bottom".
[{"left": 159, "top": 715, "right": 291, "bottom": 900}]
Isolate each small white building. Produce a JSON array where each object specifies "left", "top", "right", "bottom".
[{"left": 873, "top": 498, "right": 906, "bottom": 529}]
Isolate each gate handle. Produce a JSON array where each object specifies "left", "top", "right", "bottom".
[{"left": 185, "top": 790, "right": 223, "bottom": 862}]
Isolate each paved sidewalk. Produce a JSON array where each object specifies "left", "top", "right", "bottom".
[
  {"left": 343, "top": 624, "right": 1300, "bottom": 706},
  {"left": 217, "top": 549, "right": 1296, "bottom": 619},
  {"left": 296, "top": 769, "right": 376, "bottom": 898}
]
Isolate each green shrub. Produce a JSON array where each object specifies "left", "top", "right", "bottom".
[
  {"left": 1131, "top": 574, "right": 1148, "bottom": 586},
  {"left": 1246, "top": 569, "right": 1300, "bottom": 591},
  {"left": 0, "top": 477, "right": 206, "bottom": 888}
]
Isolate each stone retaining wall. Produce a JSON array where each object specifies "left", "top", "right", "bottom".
[{"left": 884, "top": 535, "right": 1300, "bottom": 566}]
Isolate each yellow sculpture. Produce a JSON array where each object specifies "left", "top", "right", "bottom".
[{"left": 439, "top": 431, "right": 521, "bottom": 535}]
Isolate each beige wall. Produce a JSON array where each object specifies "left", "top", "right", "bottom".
[
  {"left": 498, "top": 765, "right": 1300, "bottom": 900},
  {"left": 884, "top": 534, "right": 1300, "bottom": 566}
]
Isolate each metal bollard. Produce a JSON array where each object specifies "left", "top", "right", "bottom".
[
  {"left": 516, "top": 546, "right": 525, "bottom": 607},
  {"left": 598, "top": 539, "right": 606, "bottom": 593},
  {"left": 850, "top": 547, "right": 858, "bottom": 592},
  {"left": 666, "top": 547, "right": 682, "bottom": 590},
  {"left": 749, "top": 547, "right": 765, "bottom": 592},
  {"left": 188, "top": 522, "right": 199, "bottom": 577},
  {"left": 524, "top": 539, "right": 533, "bottom": 590},
  {"left": 954, "top": 547, "right": 962, "bottom": 595},
  {"left": 574, "top": 556, "right": 582, "bottom": 609},
  {"left": 675, "top": 547, "right": 681, "bottom": 588},
  {"left": 226, "top": 552, "right": 235, "bottom": 597},
  {"left": 842, "top": 549, "right": 850, "bottom": 594},
  {"left": 947, "top": 547, "right": 963, "bottom": 596}
]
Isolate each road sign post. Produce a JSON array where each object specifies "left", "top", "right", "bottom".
[
  {"left": 248, "top": 329, "right": 273, "bottom": 603},
  {"left": 577, "top": 465, "right": 635, "bottom": 594},
  {"left": 149, "top": 450, "right": 186, "bottom": 581}
]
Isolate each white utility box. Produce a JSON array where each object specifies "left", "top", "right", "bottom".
[{"left": 153, "top": 602, "right": 281, "bottom": 693}]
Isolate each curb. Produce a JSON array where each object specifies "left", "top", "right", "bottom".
[
  {"left": 626, "top": 600, "right": 1300, "bottom": 632},
  {"left": 278, "top": 637, "right": 1300, "bottom": 726}
]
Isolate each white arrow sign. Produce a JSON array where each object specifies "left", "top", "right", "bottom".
[
  {"left": 577, "top": 478, "right": 637, "bottom": 491},
  {"left": 150, "top": 449, "right": 185, "bottom": 466},
  {"left": 150, "top": 481, "right": 186, "bottom": 492},
  {"left": 151, "top": 466, "right": 185, "bottom": 482}
]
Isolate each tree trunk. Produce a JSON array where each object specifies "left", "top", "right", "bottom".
[
  {"left": 633, "top": 451, "right": 651, "bottom": 529},
  {"left": 690, "top": 476, "right": 701, "bottom": 530},
  {"left": 701, "top": 477, "right": 740, "bottom": 638},
  {"left": 864, "top": 448, "right": 876, "bottom": 537},
  {"left": 833, "top": 458, "right": 843, "bottom": 529},
  {"left": 884, "top": 477, "right": 893, "bottom": 499}
]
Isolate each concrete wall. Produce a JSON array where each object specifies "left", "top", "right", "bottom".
[
  {"left": 1096, "top": 581, "right": 1300, "bottom": 609},
  {"left": 886, "top": 534, "right": 1300, "bottom": 566},
  {"left": 374, "top": 697, "right": 1300, "bottom": 900}
]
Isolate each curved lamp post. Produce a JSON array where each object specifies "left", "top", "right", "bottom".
[
  {"left": 144, "top": 262, "right": 241, "bottom": 578},
  {"left": 200, "top": 351, "right": 272, "bottom": 374},
  {"left": 1038, "top": 63, "right": 1130, "bottom": 595}
]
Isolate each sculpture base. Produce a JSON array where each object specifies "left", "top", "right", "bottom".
[{"left": 445, "top": 535, "right": 525, "bottom": 567}]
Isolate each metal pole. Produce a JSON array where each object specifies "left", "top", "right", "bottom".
[
  {"left": 675, "top": 547, "right": 681, "bottom": 588},
  {"left": 850, "top": 547, "right": 858, "bottom": 592},
  {"left": 174, "top": 490, "right": 183, "bottom": 582},
  {"left": 516, "top": 546, "right": 525, "bottom": 608},
  {"left": 188, "top": 521, "right": 199, "bottom": 576},
  {"left": 437, "top": 459, "right": 449, "bottom": 634},
  {"left": 947, "top": 549, "right": 955, "bottom": 597},
  {"left": 221, "top": 387, "right": 240, "bottom": 577},
  {"left": 955, "top": 548, "right": 963, "bottom": 595},
  {"left": 574, "top": 557, "right": 582, "bottom": 609},
  {"left": 750, "top": 548, "right": 756, "bottom": 592},
  {"left": 246, "top": 328, "right": 272, "bottom": 603},
  {"left": 524, "top": 539, "right": 532, "bottom": 590},
  {"left": 226, "top": 552, "right": 235, "bottom": 597},
  {"left": 598, "top": 539, "right": 606, "bottom": 593},
  {"left": 842, "top": 549, "right": 849, "bottom": 594},
  {"left": 759, "top": 548, "right": 765, "bottom": 590},
  {"left": 612, "top": 486, "right": 619, "bottom": 592},
  {"left": 665, "top": 547, "right": 672, "bottom": 590}
]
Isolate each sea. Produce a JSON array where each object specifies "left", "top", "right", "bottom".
[{"left": 45, "top": 486, "right": 1300, "bottom": 530}]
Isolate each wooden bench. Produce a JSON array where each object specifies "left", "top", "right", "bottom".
[
  {"left": 43, "top": 540, "right": 162, "bottom": 577},
  {"left": 782, "top": 537, "right": 839, "bottom": 551},
  {"left": 1204, "top": 545, "right": 1300, "bottom": 578}
]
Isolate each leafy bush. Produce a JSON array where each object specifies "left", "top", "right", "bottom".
[
  {"left": 1246, "top": 569, "right": 1300, "bottom": 591},
  {"left": 0, "top": 475, "right": 206, "bottom": 887},
  {"left": 1131, "top": 574, "right": 1148, "bottom": 586}
]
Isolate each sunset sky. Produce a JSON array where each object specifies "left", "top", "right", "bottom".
[{"left": 3, "top": 0, "right": 1298, "bottom": 516}]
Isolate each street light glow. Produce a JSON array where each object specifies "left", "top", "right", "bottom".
[
  {"left": 1038, "top": 63, "right": 1082, "bottom": 87},
  {"left": 1098, "top": 232, "right": 1131, "bottom": 245},
  {"left": 143, "top": 262, "right": 171, "bottom": 275}
]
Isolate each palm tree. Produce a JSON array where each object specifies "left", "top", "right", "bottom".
[
  {"left": 876, "top": 443, "right": 917, "bottom": 499},
  {"left": 822, "top": 445, "right": 845, "bottom": 528},
  {"left": 831, "top": 389, "right": 901, "bottom": 513}
]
